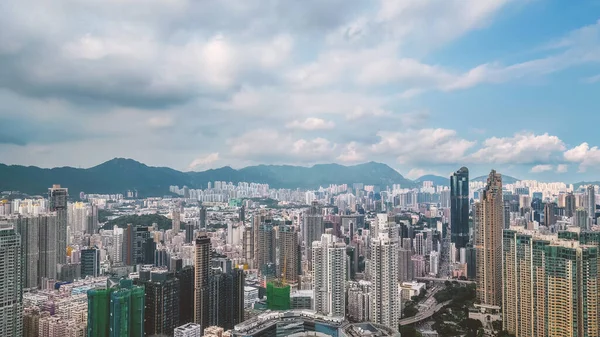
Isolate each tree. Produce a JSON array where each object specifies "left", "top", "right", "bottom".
[
  {"left": 403, "top": 304, "right": 419, "bottom": 318},
  {"left": 399, "top": 326, "right": 422, "bottom": 337},
  {"left": 464, "top": 318, "right": 483, "bottom": 332}
]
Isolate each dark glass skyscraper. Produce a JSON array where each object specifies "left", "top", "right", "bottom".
[
  {"left": 49, "top": 184, "right": 68, "bottom": 264},
  {"left": 81, "top": 248, "right": 100, "bottom": 278},
  {"left": 450, "top": 167, "right": 470, "bottom": 248},
  {"left": 139, "top": 270, "right": 180, "bottom": 336}
]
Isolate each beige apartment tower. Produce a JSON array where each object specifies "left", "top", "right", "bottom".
[
  {"left": 503, "top": 227, "right": 600, "bottom": 337},
  {"left": 474, "top": 170, "right": 503, "bottom": 306}
]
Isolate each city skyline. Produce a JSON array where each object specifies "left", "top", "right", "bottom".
[{"left": 1, "top": 1, "right": 600, "bottom": 181}]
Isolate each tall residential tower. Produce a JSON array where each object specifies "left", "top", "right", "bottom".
[
  {"left": 474, "top": 170, "right": 503, "bottom": 306},
  {"left": 312, "top": 234, "right": 347, "bottom": 317},
  {"left": 0, "top": 223, "right": 23, "bottom": 336},
  {"left": 49, "top": 185, "right": 68, "bottom": 264},
  {"left": 194, "top": 234, "right": 211, "bottom": 332}
]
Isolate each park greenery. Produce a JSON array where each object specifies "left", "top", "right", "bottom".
[
  {"left": 101, "top": 213, "right": 174, "bottom": 231},
  {"left": 431, "top": 282, "right": 479, "bottom": 337}
]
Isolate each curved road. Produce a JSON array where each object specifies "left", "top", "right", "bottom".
[{"left": 399, "top": 300, "right": 451, "bottom": 325}]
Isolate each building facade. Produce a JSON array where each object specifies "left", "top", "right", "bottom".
[
  {"left": 369, "top": 226, "right": 399, "bottom": 327},
  {"left": 194, "top": 234, "right": 211, "bottom": 332},
  {"left": 312, "top": 233, "right": 347, "bottom": 317},
  {"left": 475, "top": 170, "right": 503, "bottom": 306},
  {"left": 503, "top": 227, "right": 600, "bottom": 337},
  {"left": 450, "top": 167, "right": 470, "bottom": 249},
  {"left": 0, "top": 224, "right": 23, "bottom": 336},
  {"left": 49, "top": 185, "right": 68, "bottom": 265}
]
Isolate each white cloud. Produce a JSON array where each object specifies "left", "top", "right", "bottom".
[
  {"left": 347, "top": 107, "right": 392, "bottom": 120},
  {"left": 530, "top": 164, "right": 553, "bottom": 173},
  {"left": 228, "top": 130, "right": 338, "bottom": 163},
  {"left": 405, "top": 168, "right": 441, "bottom": 180},
  {"left": 286, "top": 118, "right": 335, "bottom": 130},
  {"left": 371, "top": 128, "right": 476, "bottom": 164},
  {"left": 584, "top": 73, "right": 600, "bottom": 84},
  {"left": 147, "top": 116, "right": 174, "bottom": 129},
  {"left": 469, "top": 133, "right": 565, "bottom": 164},
  {"left": 336, "top": 142, "right": 365, "bottom": 163},
  {"left": 564, "top": 142, "right": 600, "bottom": 171},
  {"left": 2, "top": 0, "right": 599, "bottom": 177},
  {"left": 556, "top": 164, "right": 568, "bottom": 173},
  {"left": 188, "top": 153, "right": 220, "bottom": 170}
]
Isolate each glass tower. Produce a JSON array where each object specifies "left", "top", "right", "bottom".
[{"left": 450, "top": 167, "right": 469, "bottom": 248}]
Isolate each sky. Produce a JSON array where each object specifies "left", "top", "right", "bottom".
[{"left": 0, "top": 0, "right": 599, "bottom": 182}]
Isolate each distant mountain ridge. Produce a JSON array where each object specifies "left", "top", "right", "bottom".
[
  {"left": 414, "top": 175, "right": 449, "bottom": 186},
  {"left": 472, "top": 174, "right": 520, "bottom": 185},
  {"left": 0, "top": 158, "right": 415, "bottom": 196}
]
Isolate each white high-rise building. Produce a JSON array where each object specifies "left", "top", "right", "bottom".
[
  {"left": 174, "top": 323, "right": 202, "bottom": 337},
  {"left": 586, "top": 185, "right": 596, "bottom": 225},
  {"left": 312, "top": 234, "right": 347, "bottom": 317},
  {"left": 429, "top": 251, "right": 439, "bottom": 276},
  {"left": 111, "top": 226, "right": 124, "bottom": 263},
  {"left": 0, "top": 223, "right": 23, "bottom": 336},
  {"left": 369, "top": 224, "right": 399, "bottom": 328},
  {"left": 69, "top": 202, "right": 87, "bottom": 234}
]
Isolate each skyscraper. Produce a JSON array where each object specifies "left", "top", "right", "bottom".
[
  {"left": 39, "top": 213, "right": 58, "bottom": 283},
  {"left": 544, "top": 202, "right": 557, "bottom": 226},
  {"left": 278, "top": 225, "right": 300, "bottom": 284},
  {"left": 0, "top": 223, "right": 23, "bottom": 336},
  {"left": 474, "top": 170, "right": 503, "bottom": 306},
  {"left": 139, "top": 270, "right": 180, "bottom": 336},
  {"left": 207, "top": 263, "right": 245, "bottom": 330},
  {"left": 199, "top": 207, "right": 207, "bottom": 230},
  {"left": 194, "top": 234, "right": 211, "bottom": 332},
  {"left": 369, "top": 223, "right": 399, "bottom": 328},
  {"left": 565, "top": 192, "right": 576, "bottom": 217},
  {"left": 253, "top": 210, "right": 268, "bottom": 268},
  {"left": 49, "top": 185, "right": 68, "bottom": 264},
  {"left": 303, "top": 201, "right": 324, "bottom": 269},
  {"left": 242, "top": 225, "right": 254, "bottom": 269},
  {"left": 124, "top": 224, "right": 151, "bottom": 265},
  {"left": 185, "top": 222, "right": 195, "bottom": 243},
  {"left": 81, "top": 248, "right": 101, "bottom": 278},
  {"left": 450, "top": 167, "right": 469, "bottom": 249},
  {"left": 172, "top": 209, "right": 181, "bottom": 232},
  {"left": 176, "top": 266, "right": 195, "bottom": 325},
  {"left": 11, "top": 215, "right": 40, "bottom": 289},
  {"left": 575, "top": 208, "right": 590, "bottom": 229},
  {"left": 86, "top": 204, "right": 98, "bottom": 235},
  {"left": 312, "top": 233, "right": 347, "bottom": 317},
  {"left": 87, "top": 279, "right": 145, "bottom": 337},
  {"left": 257, "top": 222, "right": 276, "bottom": 275},
  {"left": 398, "top": 246, "right": 414, "bottom": 282},
  {"left": 503, "top": 227, "right": 600, "bottom": 337},
  {"left": 587, "top": 185, "right": 596, "bottom": 225}
]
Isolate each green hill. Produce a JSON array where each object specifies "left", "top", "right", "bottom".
[
  {"left": 0, "top": 158, "right": 415, "bottom": 196},
  {"left": 101, "top": 213, "right": 174, "bottom": 231}
]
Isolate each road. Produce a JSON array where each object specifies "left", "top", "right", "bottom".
[
  {"left": 416, "top": 277, "right": 475, "bottom": 284},
  {"left": 399, "top": 300, "right": 452, "bottom": 325}
]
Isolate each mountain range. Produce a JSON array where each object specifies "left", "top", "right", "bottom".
[
  {"left": 9, "top": 158, "right": 586, "bottom": 197},
  {"left": 0, "top": 158, "right": 418, "bottom": 196}
]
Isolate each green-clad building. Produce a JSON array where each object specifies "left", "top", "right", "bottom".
[
  {"left": 88, "top": 278, "right": 145, "bottom": 337},
  {"left": 266, "top": 281, "right": 290, "bottom": 310}
]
